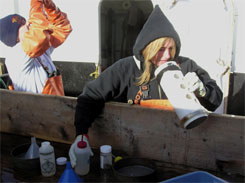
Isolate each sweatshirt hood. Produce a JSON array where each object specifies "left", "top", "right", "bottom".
[{"left": 133, "top": 5, "right": 181, "bottom": 63}]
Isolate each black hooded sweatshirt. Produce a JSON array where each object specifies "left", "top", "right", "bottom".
[{"left": 75, "top": 5, "right": 223, "bottom": 135}]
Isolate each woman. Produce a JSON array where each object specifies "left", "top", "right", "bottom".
[{"left": 69, "top": 5, "right": 223, "bottom": 168}]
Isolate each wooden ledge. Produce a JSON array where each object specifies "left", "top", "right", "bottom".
[{"left": 0, "top": 89, "right": 244, "bottom": 176}]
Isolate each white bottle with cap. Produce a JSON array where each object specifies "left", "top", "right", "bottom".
[
  {"left": 39, "top": 141, "right": 56, "bottom": 177},
  {"left": 74, "top": 136, "right": 91, "bottom": 175},
  {"left": 100, "top": 145, "right": 112, "bottom": 169}
]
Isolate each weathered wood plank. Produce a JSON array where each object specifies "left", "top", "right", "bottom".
[
  {"left": 0, "top": 89, "right": 244, "bottom": 176},
  {"left": 0, "top": 89, "right": 77, "bottom": 143}
]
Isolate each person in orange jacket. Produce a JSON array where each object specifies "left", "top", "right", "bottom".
[{"left": 0, "top": 0, "right": 72, "bottom": 95}]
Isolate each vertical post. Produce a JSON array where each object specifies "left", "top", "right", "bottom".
[{"left": 13, "top": 0, "right": 19, "bottom": 14}]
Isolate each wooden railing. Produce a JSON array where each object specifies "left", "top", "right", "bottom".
[{"left": 0, "top": 89, "right": 244, "bottom": 176}]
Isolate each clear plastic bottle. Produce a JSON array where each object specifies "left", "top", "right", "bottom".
[
  {"left": 74, "top": 136, "right": 91, "bottom": 176},
  {"left": 39, "top": 141, "right": 56, "bottom": 177},
  {"left": 100, "top": 145, "right": 112, "bottom": 169}
]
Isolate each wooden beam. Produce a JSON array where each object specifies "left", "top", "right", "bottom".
[
  {"left": 0, "top": 89, "right": 244, "bottom": 176},
  {"left": 0, "top": 89, "right": 77, "bottom": 143}
]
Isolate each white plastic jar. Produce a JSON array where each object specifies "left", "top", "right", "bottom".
[
  {"left": 100, "top": 145, "right": 112, "bottom": 169},
  {"left": 39, "top": 141, "right": 56, "bottom": 177}
]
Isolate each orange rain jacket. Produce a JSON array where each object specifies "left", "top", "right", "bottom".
[
  {"left": 16, "top": 0, "right": 72, "bottom": 96},
  {"left": 22, "top": 0, "right": 72, "bottom": 58}
]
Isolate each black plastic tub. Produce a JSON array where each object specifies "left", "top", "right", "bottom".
[
  {"left": 113, "top": 158, "right": 157, "bottom": 182},
  {"left": 11, "top": 143, "right": 41, "bottom": 176}
]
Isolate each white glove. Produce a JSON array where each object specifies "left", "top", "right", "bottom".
[
  {"left": 69, "top": 135, "right": 94, "bottom": 168},
  {"left": 183, "top": 72, "right": 206, "bottom": 97}
]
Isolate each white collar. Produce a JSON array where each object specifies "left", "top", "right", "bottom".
[{"left": 133, "top": 55, "right": 141, "bottom": 70}]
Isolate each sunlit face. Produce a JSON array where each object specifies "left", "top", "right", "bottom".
[
  {"left": 18, "top": 23, "right": 29, "bottom": 42},
  {"left": 151, "top": 38, "right": 175, "bottom": 67}
]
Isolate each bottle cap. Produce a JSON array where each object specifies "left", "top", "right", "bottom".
[
  {"left": 77, "top": 141, "right": 87, "bottom": 148},
  {"left": 100, "top": 145, "right": 112, "bottom": 153},
  {"left": 56, "top": 157, "right": 67, "bottom": 166},
  {"left": 42, "top": 141, "right": 50, "bottom": 146},
  {"left": 77, "top": 135, "right": 87, "bottom": 148}
]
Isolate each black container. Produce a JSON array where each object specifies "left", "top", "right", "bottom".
[
  {"left": 11, "top": 143, "right": 41, "bottom": 176},
  {"left": 113, "top": 158, "right": 157, "bottom": 182}
]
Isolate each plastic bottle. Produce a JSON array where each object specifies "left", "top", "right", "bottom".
[
  {"left": 74, "top": 135, "right": 91, "bottom": 176},
  {"left": 100, "top": 145, "right": 112, "bottom": 169},
  {"left": 39, "top": 141, "right": 56, "bottom": 177}
]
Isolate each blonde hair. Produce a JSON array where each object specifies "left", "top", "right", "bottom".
[{"left": 136, "top": 37, "right": 176, "bottom": 86}]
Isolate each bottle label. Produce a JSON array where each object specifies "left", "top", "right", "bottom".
[
  {"left": 74, "top": 147, "right": 90, "bottom": 176},
  {"left": 40, "top": 154, "right": 56, "bottom": 176},
  {"left": 100, "top": 154, "right": 112, "bottom": 169}
]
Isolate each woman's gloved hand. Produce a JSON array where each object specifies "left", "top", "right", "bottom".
[
  {"left": 68, "top": 134, "right": 94, "bottom": 168},
  {"left": 183, "top": 72, "right": 206, "bottom": 97}
]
